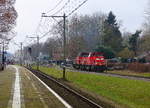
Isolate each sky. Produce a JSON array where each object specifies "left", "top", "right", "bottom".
[{"left": 8, "top": 0, "right": 149, "bottom": 53}]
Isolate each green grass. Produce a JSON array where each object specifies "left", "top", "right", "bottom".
[
  {"left": 107, "top": 70, "right": 150, "bottom": 77},
  {"left": 32, "top": 66, "right": 150, "bottom": 108}
]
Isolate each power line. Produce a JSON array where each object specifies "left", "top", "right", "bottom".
[
  {"left": 39, "top": 16, "right": 64, "bottom": 40},
  {"left": 46, "top": 0, "right": 64, "bottom": 14},
  {"left": 39, "top": 29, "right": 52, "bottom": 40},
  {"left": 35, "top": 17, "right": 43, "bottom": 34},
  {"left": 32, "top": 0, "right": 88, "bottom": 48},
  {"left": 36, "top": 18, "right": 51, "bottom": 37},
  {"left": 10, "top": 41, "right": 20, "bottom": 48},
  {"left": 67, "top": 0, "right": 88, "bottom": 17},
  {"left": 52, "top": 0, "right": 71, "bottom": 15},
  {"left": 52, "top": 17, "right": 64, "bottom": 28}
]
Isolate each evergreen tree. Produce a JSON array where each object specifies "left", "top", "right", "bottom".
[
  {"left": 94, "top": 46, "right": 115, "bottom": 59},
  {"left": 105, "top": 11, "right": 117, "bottom": 26},
  {"left": 129, "top": 30, "right": 142, "bottom": 56},
  {"left": 102, "top": 11, "right": 123, "bottom": 53}
]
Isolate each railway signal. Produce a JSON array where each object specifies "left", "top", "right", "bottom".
[{"left": 27, "top": 35, "right": 40, "bottom": 70}]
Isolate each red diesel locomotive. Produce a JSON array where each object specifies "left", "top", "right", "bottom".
[{"left": 73, "top": 52, "right": 106, "bottom": 72}]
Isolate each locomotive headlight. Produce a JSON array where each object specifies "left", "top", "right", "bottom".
[
  {"left": 101, "top": 58, "right": 104, "bottom": 60},
  {"left": 96, "top": 58, "right": 104, "bottom": 60}
]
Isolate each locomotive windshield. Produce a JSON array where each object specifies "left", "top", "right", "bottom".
[{"left": 79, "top": 52, "right": 89, "bottom": 57}]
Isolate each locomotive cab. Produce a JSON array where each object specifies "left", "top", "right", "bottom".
[{"left": 88, "top": 52, "right": 106, "bottom": 71}]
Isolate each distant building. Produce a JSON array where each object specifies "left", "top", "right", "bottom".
[{"left": 52, "top": 47, "right": 63, "bottom": 60}]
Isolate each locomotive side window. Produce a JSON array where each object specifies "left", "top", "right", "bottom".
[{"left": 91, "top": 53, "right": 103, "bottom": 57}]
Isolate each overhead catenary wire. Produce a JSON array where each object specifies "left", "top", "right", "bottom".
[
  {"left": 25, "top": 0, "right": 89, "bottom": 48},
  {"left": 52, "top": 17, "right": 64, "bottom": 28},
  {"left": 10, "top": 0, "right": 90, "bottom": 64},
  {"left": 36, "top": 18, "right": 51, "bottom": 37},
  {"left": 39, "top": 16, "right": 65, "bottom": 40},
  {"left": 10, "top": 41, "right": 20, "bottom": 48},
  {"left": 38, "top": 0, "right": 88, "bottom": 32},
  {"left": 51, "top": 0, "right": 71, "bottom": 16},
  {"left": 46, "top": 0, "right": 64, "bottom": 14},
  {"left": 35, "top": 17, "right": 44, "bottom": 35},
  {"left": 36, "top": 16, "right": 52, "bottom": 38},
  {"left": 39, "top": 29, "right": 52, "bottom": 40},
  {"left": 39, "top": 0, "right": 89, "bottom": 40},
  {"left": 67, "top": 0, "right": 88, "bottom": 17},
  {"left": 37, "top": 20, "right": 53, "bottom": 40}
]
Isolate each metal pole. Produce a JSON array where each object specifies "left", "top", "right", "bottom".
[
  {"left": 42, "top": 13, "right": 67, "bottom": 79},
  {"left": 37, "top": 35, "right": 39, "bottom": 70},
  {"left": 100, "top": 19, "right": 104, "bottom": 46},
  {"left": 63, "top": 13, "right": 66, "bottom": 79},
  {"left": 20, "top": 42, "right": 23, "bottom": 66},
  {"left": 2, "top": 41, "right": 5, "bottom": 70},
  {"left": 75, "top": 17, "right": 78, "bottom": 37}
]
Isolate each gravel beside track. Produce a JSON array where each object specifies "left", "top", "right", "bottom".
[{"left": 67, "top": 67, "right": 150, "bottom": 82}]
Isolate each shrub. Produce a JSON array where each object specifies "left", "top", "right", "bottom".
[{"left": 128, "top": 63, "right": 150, "bottom": 73}]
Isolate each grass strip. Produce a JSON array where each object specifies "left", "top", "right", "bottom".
[{"left": 32, "top": 66, "right": 150, "bottom": 108}]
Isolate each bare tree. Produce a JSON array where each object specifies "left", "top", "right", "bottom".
[
  {"left": 140, "top": 1, "right": 150, "bottom": 54},
  {"left": 0, "top": 0, "right": 17, "bottom": 34},
  {"left": 143, "top": 1, "right": 150, "bottom": 35},
  {"left": 44, "top": 13, "right": 107, "bottom": 59}
]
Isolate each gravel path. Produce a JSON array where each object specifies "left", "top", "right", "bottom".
[{"left": 68, "top": 68, "right": 150, "bottom": 82}]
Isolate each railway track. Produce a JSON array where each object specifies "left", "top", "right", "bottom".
[
  {"left": 27, "top": 68, "right": 109, "bottom": 108},
  {"left": 26, "top": 66, "right": 150, "bottom": 108}
]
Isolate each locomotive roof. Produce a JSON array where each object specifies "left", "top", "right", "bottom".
[{"left": 78, "top": 52, "right": 103, "bottom": 56}]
